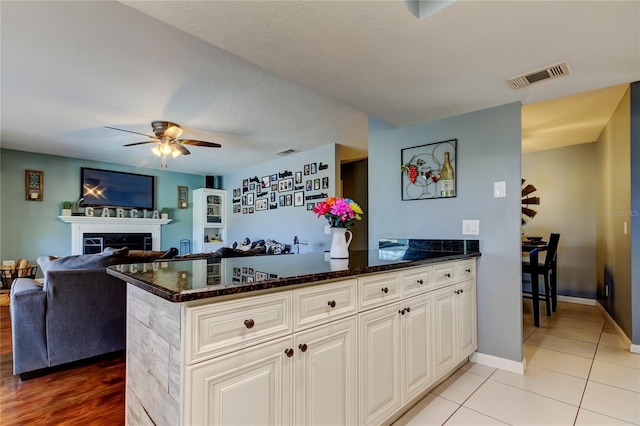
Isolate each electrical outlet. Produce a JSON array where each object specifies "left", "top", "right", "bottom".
[{"left": 462, "top": 220, "right": 479, "bottom": 235}]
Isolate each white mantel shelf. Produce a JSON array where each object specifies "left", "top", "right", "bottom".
[
  {"left": 58, "top": 216, "right": 172, "bottom": 226},
  {"left": 58, "top": 216, "right": 172, "bottom": 255}
]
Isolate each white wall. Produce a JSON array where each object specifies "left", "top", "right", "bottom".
[
  {"left": 522, "top": 143, "right": 597, "bottom": 298},
  {"left": 368, "top": 103, "right": 524, "bottom": 363},
  {"left": 223, "top": 144, "right": 340, "bottom": 252}
]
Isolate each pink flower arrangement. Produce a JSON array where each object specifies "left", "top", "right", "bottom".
[{"left": 312, "top": 197, "right": 363, "bottom": 229}]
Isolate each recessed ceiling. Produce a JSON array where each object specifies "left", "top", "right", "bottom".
[
  {"left": 522, "top": 83, "right": 629, "bottom": 153},
  {"left": 1, "top": 1, "right": 638, "bottom": 174}
]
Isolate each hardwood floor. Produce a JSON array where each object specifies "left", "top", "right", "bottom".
[{"left": 0, "top": 304, "right": 125, "bottom": 425}]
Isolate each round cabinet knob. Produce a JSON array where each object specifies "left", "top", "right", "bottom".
[
  {"left": 328, "top": 300, "right": 336, "bottom": 308},
  {"left": 244, "top": 319, "right": 255, "bottom": 329},
  {"left": 405, "top": 307, "right": 411, "bottom": 313},
  {"left": 399, "top": 309, "right": 405, "bottom": 315},
  {"left": 381, "top": 287, "right": 389, "bottom": 293},
  {"left": 298, "top": 343, "right": 308, "bottom": 352},
  {"left": 466, "top": 268, "right": 472, "bottom": 273},
  {"left": 285, "top": 348, "right": 294, "bottom": 357},
  {"left": 445, "top": 273, "right": 451, "bottom": 278},
  {"left": 417, "top": 279, "right": 424, "bottom": 285},
  {"left": 460, "top": 289, "right": 464, "bottom": 293}
]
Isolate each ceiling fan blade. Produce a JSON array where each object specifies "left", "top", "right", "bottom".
[
  {"left": 105, "top": 126, "right": 158, "bottom": 140},
  {"left": 178, "top": 139, "right": 222, "bottom": 148},
  {"left": 123, "top": 141, "right": 156, "bottom": 147},
  {"left": 174, "top": 143, "right": 191, "bottom": 156}
]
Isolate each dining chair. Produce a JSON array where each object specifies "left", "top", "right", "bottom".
[{"left": 522, "top": 233, "right": 561, "bottom": 320}]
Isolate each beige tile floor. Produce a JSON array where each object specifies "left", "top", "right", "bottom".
[{"left": 394, "top": 301, "right": 640, "bottom": 426}]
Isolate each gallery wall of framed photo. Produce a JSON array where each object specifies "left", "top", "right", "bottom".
[{"left": 223, "top": 144, "right": 339, "bottom": 249}]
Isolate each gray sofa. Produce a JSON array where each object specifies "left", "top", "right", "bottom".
[{"left": 10, "top": 247, "right": 176, "bottom": 377}]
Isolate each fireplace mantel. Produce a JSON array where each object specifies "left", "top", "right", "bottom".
[{"left": 59, "top": 216, "right": 172, "bottom": 255}]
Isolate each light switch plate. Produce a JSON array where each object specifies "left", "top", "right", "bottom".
[
  {"left": 324, "top": 225, "right": 331, "bottom": 235},
  {"left": 494, "top": 181, "right": 506, "bottom": 198},
  {"left": 462, "top": 220, "right": 480, "bottom": 235}
]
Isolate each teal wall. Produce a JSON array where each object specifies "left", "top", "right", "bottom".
[
  {"left": 368, "top": 103, "right": 524, "bottom": 363},
  {"left": 0, "top": 149, "right": 204, "bottom": 267}
]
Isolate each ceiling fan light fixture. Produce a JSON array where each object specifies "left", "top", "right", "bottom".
[
  {"left": 160, "top": 143, "right": 172, "bottom": 155},
  {"left": 151, "top": 146, "right": 162, "bottom": 157},
  {"left": 164, "top": 125, "right": 183, "bottom": 139},
  {"left": 171, "top": 148, "right": 182, "bottom": 158}
]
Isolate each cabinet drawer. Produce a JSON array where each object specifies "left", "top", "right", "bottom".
[
  {"left": 433, "top": 263, "right": 455, "bottom": 289},
  {"left": 185, "top": 292, "right": 292, "bottom": 364},
  {"left": 358, "top": 272, "right": 400, "bottom": 310},
  {"left": 294, "top": 279, "right": 358, "bottom": 331},
  {"left": 402, "top": 266, "right": 433, "bottom": 297},
  {"left": 456, "top": 260, "right": 475, "bottom": 281}
]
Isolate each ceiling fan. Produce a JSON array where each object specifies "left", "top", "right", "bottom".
[{"left": 105, "top": 121, "right": 221, "bottom": 159}]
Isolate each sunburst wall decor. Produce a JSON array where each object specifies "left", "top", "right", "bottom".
[{"left": 521, "top": 179, "right": 540, "bottom": 225}]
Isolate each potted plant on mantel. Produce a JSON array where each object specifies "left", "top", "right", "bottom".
[
  {"left": 161, "top": 207, "right": 169, "bottom": 220},
  {"left": 61, "top": 201, "right": 73, "bottom": 216}
]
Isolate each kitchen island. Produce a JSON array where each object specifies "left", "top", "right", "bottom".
[{"left": 108, "top": 242, "right": 480, "bottom": 426}]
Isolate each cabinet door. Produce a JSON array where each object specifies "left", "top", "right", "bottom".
[
  {"left": 185, "top": 336, "right": 293, "bottom": 426},
  {"left": 358, "top": 303, "right": 401, "bottom": 425},
  {"left": 294, "top": 317, "right": 357, "bottom": 426},
  {"left": 456, "top": 279, "right": 477, "bottom": 362},
  {"left": 433, "top": 287, "right": 456, "bottom": 379},
  {"left": 400, "top": 294, "right": 433, "bottom": 403}
]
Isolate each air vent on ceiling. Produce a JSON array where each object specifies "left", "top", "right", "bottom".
[
  {"left": 275, "top": 149, "right": 299, "bottom": 156},
  {"left": 507, "top": 62, "right": 570, "bottom": 89}
]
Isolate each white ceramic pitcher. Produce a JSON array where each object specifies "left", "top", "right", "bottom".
[{"left": 329, "top": 227, "right": 353, "bottom": 259}]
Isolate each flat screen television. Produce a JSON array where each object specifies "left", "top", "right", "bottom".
[{"left": 80, "top": 167, "right": 155, "bottom": 210}]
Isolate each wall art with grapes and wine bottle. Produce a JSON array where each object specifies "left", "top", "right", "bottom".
[{"left": 400, "top": 139, "right": 457, "bottom": 200}]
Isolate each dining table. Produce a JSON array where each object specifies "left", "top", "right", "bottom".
[{"left": 522, "top": 239, "right": 554, "bottom": 327}]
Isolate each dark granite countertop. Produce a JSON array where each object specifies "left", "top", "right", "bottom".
[{"left": 107, "top": 245, "right": 480, "bottom": 303}]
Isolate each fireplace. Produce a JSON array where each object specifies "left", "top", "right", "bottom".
[
  {"left": 59, "top": 216, "right": 171, "bottom": 255},
  {"left": 83, "top": 233, "right": 152, "bottom": 254}
]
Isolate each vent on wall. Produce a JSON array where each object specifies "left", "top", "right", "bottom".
[{"left": 507, "top": 62, "right": 570, "bottom": 89}]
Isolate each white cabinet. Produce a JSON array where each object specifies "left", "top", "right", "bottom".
[
  {"left": 185, "top": 335, "right": 294, "bottom": 426},
  {"left": 358, "top": 294, "right": 435, "bottom": 426},
  {"left": 358, "top": 302, "right": 402, "bottom": 425},
  {"left": 193, "top": 188, "right": 226, "bottom": 254},
  {"left": 433, "top": 279, "right": 478, "bottom": 380},
  {"left": 294, "top": 317, "right": 358, "bottom": 426}
]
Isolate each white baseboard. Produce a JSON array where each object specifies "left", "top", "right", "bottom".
[
  {"left": 557, "top": 295, "right": 596, "bottom": 305},
  {"left": 470, "top": 351, "right": 526, "bottom": 375},
  {"left": 596, "top": 301, "right": 635, "bottom": 352}
]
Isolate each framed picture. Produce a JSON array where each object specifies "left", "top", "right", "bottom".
[
  {"left": 233, "top": 267, "right": 241, "bottom": 277},
  {"left": 25, "top": 170, "right": 43, "bottom": 201},
  {"left": 279, "top": 195, "right": 285, "bottom": 206},
  {"left": 246, "top": 275, "right": 254, "bottom": 283},
  {"left": 249, "top": 207, "right": 254, "bottom": 214},
  {"left": 307, "top": 203, "right": 315, "bottom": 211},
  {"left": 233, "top": 205, "right": 241, "bottom": 213},
  {"left": 243, "top": 179, "right": 249, "bottom": 188},
  {"left": 242, "top": 207, "right": 247, "bottom": 214},
  {"left": 241, "top": 196, "right": 247, "bottom": 206},
  {"left": 278, "top": 177, "right": 293, "bottom": 192},
  {"left": 314, "top": 178, "right": 320, "bottom": 190},
  {"left": 401, "top": 139, "right": 458, "bottom": 200},
  {"left": 242, "top": 267, "right": 247, "bottom": 274},
  {"left": 256, "top": 198, "right": 268, "bottom": 211},
  {"left": 261, "top": 176, "right": 270, "bottom": 189},
  {"left": 249, "top": 182, "right": 256, "bottom": 191},
  {"left": 294, "top": 191, "right": 304, "bottom": 207},
  {"left": 306, "top": 180, "right": 312, "bottom": 191},
  {"left": 295, "top": 171, "right": 302, "bottom": 184},
  {"left": 255, "top": 271, "right": 269, "bottom": 281},
  {"left": 322, "top": 177, "right": 329, "bottom": 189},
  {"left": 271, "top": 173, "right": 278, "bottom": 181},
  {"left": 248, "top": 268, "right": 255, "bottom": 275},
  {"left": 310, "top": 162, "right": 317, "bottom": 174},
  {"left": 304, "top": 164, "right": 310, "bottom": 175},
  {"left": 270, "top": 192, "right": 276, "bottom": 203},
  {"left": 177, "top": 186, "right": 188, "bottom": 209},
  {"left": 271, "top": 183, "right": 278, "bottom": 191},
  {"left": 285, "top": 194, "right": 293, "bottom": 206},
  {"left": 247, "top": 193, "right": 254, "bottom": 206}
]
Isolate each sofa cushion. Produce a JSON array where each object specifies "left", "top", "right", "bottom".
[
  {"left": 38, "top": 247, "right": 131, "bottom": 274},
  {"left": 127, "top": 247, "right": 178, "bottom": 261}
]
